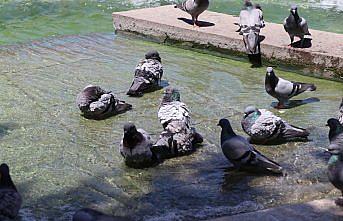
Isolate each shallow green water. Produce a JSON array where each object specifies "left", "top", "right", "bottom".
[
  {"left": 0, "top": 0, "right": 342, "bottom": 45},
  {"left": 0, "top": 33, "right": 342, "bottom": 220}
]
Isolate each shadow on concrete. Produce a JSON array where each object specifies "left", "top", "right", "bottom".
[
  {"left": 177, "top": 17, "right": 215, "bottom": 27},
  {"left": 271, "top": 97, "right": 320, "bottom": 109},
  {"left": 291, "top": 38, "right": 312, "bottom": 48}
]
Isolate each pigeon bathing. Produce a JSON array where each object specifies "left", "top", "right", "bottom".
[
  {"left": 127, "top": 50, "right": 164, "bottom": 97},
  {"left": 265, "top": 67, "right": 316, "bottom": 109},
  {"left": 218, "top": 118, "right": 284, "bottom": 174},
  {"left": 0, "top": 164, "right": 22, "bottom": 219},
  {"left": 174, "top": 0, "right": 209, "bottom": 27},
  {"left": 241, "top": 106, "right": 309, "bottom": 144},
  {"left": 283, "top": 4, "right": 311, "bottom": 47},
  {"left": 76, "top": 85, "right": 132, "bottom": 120}
]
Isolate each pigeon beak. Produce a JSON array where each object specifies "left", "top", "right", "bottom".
[
  {"left": 325, "top": 123, "right": 329, "bottom": 126},
  {"left": 291, "top": 9, "right": 296, "bottom": 14},
  {"left": 217, "top": 123, "right": 220, "bottom": 126}
]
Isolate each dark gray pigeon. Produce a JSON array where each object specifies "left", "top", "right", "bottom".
[
  {"left": 265, "top": 67, "right": 316, "bottom": 108},
  {"left": 73, "top": 208, "right": 132, "bottom": 221},
  {"left": 154, "top": 87, "right": 203, "bottom": 157},
  {"left": 174, "top": 0, "right": 209, "bottom": 27},
  {"left": 242, "top": 106, "right": 309, "bottom": 144},
  {"left": 119, "top": 123, "right": 157, "bottom": 168},
  {"left": 326, "top": 118, "right": 343, "bottom": 155},
  {"left": 283, "top": 4, "right": 311, "bottom": 47},
  {"left": 218, "top": 118, "right": 283, "bottom": 174},
  {"left": 237, "top": 1, "right": 265, "bottom": 54},
  {"left": 0, "top": 164, "right": 22, "bottom": 219},
  {"left": 339, "top": 98, "right": 343, "bottom": 125},
  {"left": 76, "top": 85, "right": 132, "bottom": 120},
  {"left": 327, "top": 149, "right": 343, "bottom": 206},
  {"left": 127, "top": 51, "right": 163, "bottom": 97}
]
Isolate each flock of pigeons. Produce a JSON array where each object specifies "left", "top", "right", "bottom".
[{"left": 0, "top": 1, "right": 341, "bottom": 221}]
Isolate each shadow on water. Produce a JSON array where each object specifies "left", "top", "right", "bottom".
[
  {"left": 271, "top": 97, "right": 320, "bottom": 109},
  {"left": 177, "top": 18, "right": 215, "bottom": 27},
  {"left": 0, "top": 122, "right": 19, "bottom": 139}
]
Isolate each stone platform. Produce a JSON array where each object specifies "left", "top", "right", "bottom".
[{"left": 113, "top": 5, "right": 343, "bottom": 80}]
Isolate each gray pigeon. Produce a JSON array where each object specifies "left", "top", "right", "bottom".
[
  {"left": 0, "top": 164, "right": 22, "bottom": 219},
  {"left": 73, "top": 208, "right": 132, "bottom": 221},
  {"left": 327, "top": 149, "right": 343, "bottom": 206},
  {"left": 119, "top": 123, "right": 157, "bottom": 168},
  {"left": 237, "top": 1, "right": 265, "bottom": 54},
  {"left": 265, "top": 67, "right": 316, "bottom": 108},
  {"left": 76, "top": 85, "right": 132, "bottom": 120},
  {"left": 326, "top": 118, "right": 343, "bottom": 155},
  {"left": 174, "top": 0, "right": 209, "bottom": 27},
  {"left": 283, "top": 4, "right": 311, "bottom": 47},
  {"left": 127, "top": 51, "right": 163, "bottom": 97},
  {"left": 338, "top": 98, "right": 343, "bottom": 125},
  {"left": 154, "top": 87, "right": 203, "bottom": 156},
  {"left": 242, "top": 106, "right": 309, "bottom": 144},
  {"left": 218, "top": 118, "right": 283, "bottom": 174}
]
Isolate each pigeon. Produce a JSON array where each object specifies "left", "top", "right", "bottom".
[
  {"left": 218, "top": 118, "right": 283, "bottom": 174},
  {"left": 127, "top": 51, "right": 163, "bottom": 97},
  {"left": 265, "top": 67, "right": 316, "bottom": 108},
  {"left": 241, "top": 106, "right": 309, "bottom": 144},
  {"left": 154, "top": 87, "right": 203, "bottom": 156},
  {"left": 283, "top": 4, "right": 311, "bottom": 47},
  {"left": 73, "top": 208, "right": 132, "bottom": 221},
  {"left": 119, "top": 123, "right": 157, "bottom": 168},
  {"left": 326, "top": 118, "right": 343, "bottom": 155},
  {"left": 237, "top": 1, "right": 265, "bottom": 54},
  {"left": 338, "top": 98, "right": 343, "bottom": 125},
  {"left": 174, "top": 0, "right": 209, "bottom": 28},
  {"left": 0, "top": 164, "right": 22, "bottom": 219},
  {"left": 327, "top": 149, "right": 343, "bottom": 206},
  {"left": 76, "top": 85, "right": 132, "bottom": 120}
]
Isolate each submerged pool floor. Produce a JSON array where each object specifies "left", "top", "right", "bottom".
[{"left": 0, "top": 33, "right": 342, "bottom": 220}]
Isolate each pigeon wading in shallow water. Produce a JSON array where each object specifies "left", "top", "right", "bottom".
[
  {"left": 119, "top": 123, "right": 157, "bottom": 168},
  {"left": 174, "top": 0, "right": 209, "bottom": 27},
  {"left": 283, "top": 4, "right": 311, "bottom": 47},
  {"left": 241, "top": 106, "right": 309, "bottom": 144},
  {"left": 73, "top": 208, "right": 132, "bottom": 221},
  {"left": 76, "top": 85, "right": 132, "bottom": 120},
  {"left": 326, "top": 118, "right": 343, "bottom": 155},
  {"left": 0, "top": 164, "right": 22, "bottom": 219},
  {"left": 154, "top": 87, "right": 203, "bottom": 157},
  {"left": 127, "top": 50, "right": 163, "bottom": 97},
  {"left": 218, "top": 118, "right": 284, "bottom": 174},
  {"left": 339, "top": 98, "right": 343, "bottom": 125},
  {"left": 265, "top": 67, "right": 316, "bottom": 109}
]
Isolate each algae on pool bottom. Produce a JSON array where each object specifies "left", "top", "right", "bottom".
[{"left": 0, "top": 33, "right": 342, "bottom": 220}]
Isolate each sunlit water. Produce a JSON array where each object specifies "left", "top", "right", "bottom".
[{"left": 0, "top": 33, "right": 342, "bottom": 220}]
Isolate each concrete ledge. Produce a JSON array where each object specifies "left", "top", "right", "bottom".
[
  {"left": 207, "top": 199, "right": 343, "bottom": 221},
  {"left": 112, "top": 5, "right": 343, "bottom": 80}
]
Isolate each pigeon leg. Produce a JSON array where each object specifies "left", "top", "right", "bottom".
[
  {"left": 288, "top": 35, "right": 294, "bottom": 47},
  {"left": 193, "top": 16, "right": 200, "bottom": 28},
  {"left": 276, "top": 102, "right": 286, "bottom": 109}
]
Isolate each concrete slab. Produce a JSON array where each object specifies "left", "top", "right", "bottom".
[
  {"left": 113, "top": 5, "right": 343, "bottom": 80},
  {"left": 208, "top": 199, "right": 343, "bottom": 221}
]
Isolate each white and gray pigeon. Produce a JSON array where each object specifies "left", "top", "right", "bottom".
[
  {"left": 326, "top": 118, "right": 343, "bottom": 155},
  {"left": 265, "top": 67, "right": 316, "bottom": 108},
  {"left": 119, "top": 123, "right": 156, "bottom": 169},
  {"left": 283, "top": 4, "right": 311, "bottom": 47},
  {"left": 174, "top": 0, "right": 209, "bottom": 27},
  {"left": 73, "top": 208, "right": 132, "bottom": 221},
  {"left": 238, "top": 1, "right": 265, "bottom": 54},
  {"left": 127, "top": 50, "right": 163, "bottom": 97},
  {"left": 338, "top": 98, "right": 343, "bottom": 125},
  {"left": 154, "top": 87, "right": 203, "bottom": 156},
  {"left": 241, "top": 106, "right": 309, "bottom": 144},
  {"left": 218, "top": 118, "right": 283, "bottom": 174},
  {"left": 76, "top": 85, "right": 132, "bottom": 120},
  {"left": 0, "top": 164, "right": 22, "bottom": 219}
]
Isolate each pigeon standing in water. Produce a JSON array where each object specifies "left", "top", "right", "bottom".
[
  {"left": 338, "top": 98, "right": 343, "bottom": 125},
  {"left": 73, "top": 208, "right": 132, "bottom": 221},
  {"left": 283, "top": 4, "right": 311, "bottom": 47},
  {"left": 127, "top": 51, "right": 163, "bottom": 97},
  {"left": 218, "top": 118, "right": 284, "bottom": 174},
  {"left": 241, "top": 106, "right": 309, "bottom": 144},
  {"left": 154, "top": 87, "right": 203, "bottom": 157},
  {"left": 265, "top": 67, "right": 316, "bottom": 108},
  {"left": 174, "top": 0, "right": 209, "bottom": 28},
  {"left": 76, "top": 85, "right": 132, "bottom": 120},
  {"left": 0, "top": 163, "right": 22, "bottom": 219},
  {"left": 326, "top": 118, "right": 343, "bottom": 154},
  {"left": 119, "top": 123, "right": 157, "bottom": 168}
]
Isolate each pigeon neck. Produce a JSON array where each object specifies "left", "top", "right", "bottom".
[
  {"left": 220, "top": 125, "right": 236, "bottom": 144},
  {"left": 292, "top": 11, "right": 300, "bottom": 22},
  {"left": 265, "top": 73, "right": 278, "bottom": 92},
  {"left": 0, "top": 173, "right": 17, "bottom": 191},
  {"left": 123, "top": 131, "right": 143, "bottom": 150},
  {"left": 329, "top": 124, "right": 343, "bottom": 140}
]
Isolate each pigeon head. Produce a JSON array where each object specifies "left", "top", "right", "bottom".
[
  {"left": 266, "top": 67, "right": 275, "bottom": 76},
  {"left": 290, "top": 4, "right": 298, "bottom": 15},
  {"left": 123, "top": 123, "right": 138, "bottom": 136},
  {"left": 217, "top": 118, "right": 235, "bottom": 134},
  {"left": 326, "top": 118, "right": 343, "bottom": 140},
  {"left": 0, "top": 163, "right": 9, "bottom": 178},
  {"left": 0, "top": 163, "right": 17, "bottom": 191},
  {"left": 254, "top": 3, "right": 262, "bottom": 11},
  {"left": 162, "top": 87, "right": 180, "bottom": 103},
  {"left": 244, "top": 106, "right": 259, "bottom": 117},
  {"left": 244, "top": 0, "right": 253, "bottom": 9},
  {"left": 145, "top": 50, "right": 161, "bottom": 62}
]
